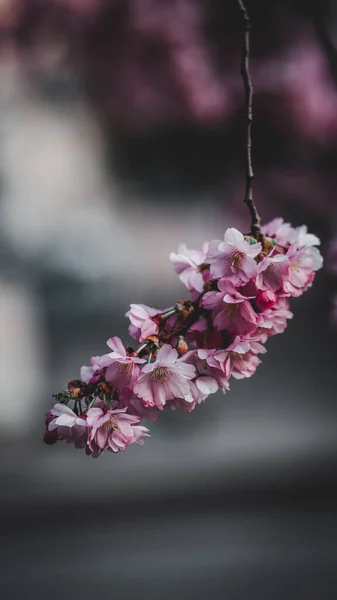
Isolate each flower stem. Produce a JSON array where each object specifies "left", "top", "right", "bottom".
[
  {"left": 136, "top": 341, "right": 151, "bottom": 355},
  {"left": 147, "top": 347, "right": 154, "bottom": 363},
  {"left": 237, "top": 0, "right": 261, "bottom": 239},
  {"left": 88, "top": 395, "right": 97, "bottom": 409}
]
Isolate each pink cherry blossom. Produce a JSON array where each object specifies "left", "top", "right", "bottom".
[
  {"left": 98, "top": 337, "right": 145, "bottom": 391},
  {"left": 133, "top": 344, "right": 196, "bottom": 409},
  {"left": 289, "top": 225, "right": 321, "bottom": 248},
  {"left": 230, "top": 343, "right": 264, "bottom": 379},
  {"left": 255, "top": 297, "right": 293, "bottom": 342},
  {"left": 199, "top": 336, "right": 266, "bottom": 380},
  {"left": 170, "top": 242, "right": 209, "bottom": 294},
  {"left": 80, "top": 355, "right": 101, "bottom": 384},
  {"left": 305, "top": 245, "right": 324, "bottom": 271},
  {"left": 48, "top": 403, "right": 89, "bottom": 449},
  {"left": 86, "top": 407, "right": 149, "bottom": 457},
  {"left": 194, "top": 375, "right": 219, "bottom": 397},
  {"left": 181, "top": 348, "right": 229, "bottom": 393},
  {"left": 256, "top": 254, "right": 289, "bottom": 291},
  {"left": 283, "top": 243, "right": 322, "bottom": 296},
  {"left": 262, "top": 219, "right": 322, "bottom": 251},
  {"left": 206, "top": 228, "right": 261, "bottom": 284},
  {"left": 125, "top": 303, "right": 161, "bottom": 343},
  {"left": 256, "top": 290, "right": 277, "bottom": 311},
  {"left": 49, "top": 403, "right": 88, "bottom": 431},
  {"left": 262, "top": 218, "right": 294, "bottom": 246},
  {"left": 202, "top": 279, "right": 257, "bottom": 334}
]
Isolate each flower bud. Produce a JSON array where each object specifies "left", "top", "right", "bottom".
[
  {"left": 256, "top": 290, "right": 277, "bottom": 311},
  {"left": 176, "top": 336, "right": 189, "bottom": 355}
]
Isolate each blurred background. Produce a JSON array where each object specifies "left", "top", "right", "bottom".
[{"left": 1, "top": 1, "right": 337, "bottom": 598}]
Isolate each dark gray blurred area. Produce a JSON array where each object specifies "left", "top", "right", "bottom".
[{"left": 1, "top": 1, "right": 337, "bottom": 599}]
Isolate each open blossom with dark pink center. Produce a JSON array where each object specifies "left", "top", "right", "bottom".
[
  {"left": 125, "top": 303, "right": 161, "bottom": 343},
  {"left": 180, "top": 349, "right": 230, "bottom": 396},
  {"left": 170, "top": 242, "right": 209, "bottom": 295},
  {"left": 98, "top": 337, "right": 145, "bottom": 391},
  {"left": 206, "top": 228, "right": 261, "bottom": 284},
  {"left": 202, "top": 279, "right": 257, "bottom": 334},
  {"left": 87, "top": 407, "right": 149, "bottom": 457},
  {"left": 133, "top": 344, "right": 196, "bottom": 409},
  {"left": 255, "top": 298, "right": 293, "bottom": 342},
  {"left": 256, "top": 254, "right": 289, "bottom": 292},
  {"left": 199, "top": 336, "right": 266, "bottom": 380}
]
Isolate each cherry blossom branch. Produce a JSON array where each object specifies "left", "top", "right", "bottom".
[
  {"left": 46, "top": 217, "right": 323, "bottom": 455},
  {"left": 43, "top": 3, "right": 324, "bottom": 458},
  {"left": 237, "top": 0, "right": 261, "bottom": 239}
]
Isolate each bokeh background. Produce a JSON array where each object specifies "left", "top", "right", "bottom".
[{"left": 1, "top": 1, "right": 337, "bottom": 598}]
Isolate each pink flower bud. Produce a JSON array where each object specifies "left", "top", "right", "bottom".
[{"left": 256, "top": 290, "right": 277, "bottom": 311}]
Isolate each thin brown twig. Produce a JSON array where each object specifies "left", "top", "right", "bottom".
[{"left": 237, "top": 0, "right": 261, "bottom": 239}]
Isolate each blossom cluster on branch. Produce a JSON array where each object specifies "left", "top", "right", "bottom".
[{"left": 44, "top": 218, "right": 323, "bottom": 457}]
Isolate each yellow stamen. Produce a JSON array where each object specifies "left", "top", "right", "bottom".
[
  {"left": 265, "top": 263, "right": 274, "bottom": 275},
  {"left": 290, "top": 261, "right": 299, "bottom": 272},
  {"left": 230, "top": 351, "right": 243, "bottom": 360},
  {"left": 151, "top": 366, "right": 171, "bottom": 385},
  {"left": 229, "top": 251, "right": 244, "bottom": 270},
  {"left": 225, "top": 303, "right": 239, "bottom": 317},
  {"left": 108, "top": 416, "right": 118, "bottom": 431},
  {"left": 118, "top": 362, "right": 132, "bottom": 375}
]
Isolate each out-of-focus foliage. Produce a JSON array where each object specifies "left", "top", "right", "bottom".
[{"left": 2, "top": 0, "right": 337, "bottom": 222}]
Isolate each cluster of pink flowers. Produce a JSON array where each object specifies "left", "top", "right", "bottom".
[{"left": 44, "top": 218, "right": 323, "bottom": 457}]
